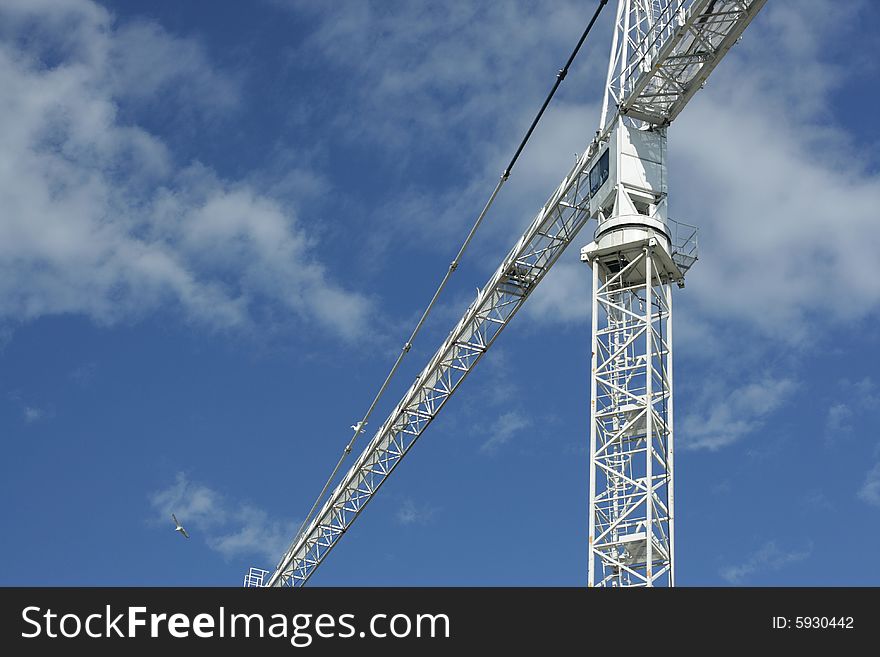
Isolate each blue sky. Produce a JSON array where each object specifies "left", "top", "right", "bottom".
[{"left": 1, "top": 0, "right": 879, "bottom": 586}]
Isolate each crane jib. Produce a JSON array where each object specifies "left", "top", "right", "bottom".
[
  {"left": 268, "top": 141, "right": 601, "bottom": 587},
  {"left": 612, "top": 0, "right": 768, "bottom": 128}
]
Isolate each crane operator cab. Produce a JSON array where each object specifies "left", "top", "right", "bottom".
[{"left": 581, "top": 121, "right": 697, "bottom": 287}]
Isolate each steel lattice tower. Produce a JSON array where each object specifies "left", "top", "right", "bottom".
[
  {"left": 584, "top": 230, "right": 683, "bottom": 586},
  {"left": 583, "top": 0, "right": 699, "bottom": 587}
]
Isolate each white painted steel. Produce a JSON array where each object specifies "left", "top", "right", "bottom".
[
  {"left": 267, "top": 139, "right": 605, "bottom": 587},
  {"left": 243, "top": 567, "right": 269, "bottom": 588},
  {"left": 261, "top": 0, "right": 765, "bottom": 588},
  {"left": 601, "top": 0, "right": 768, "bottom": 131},
  {"left": 580, "top": 0, "right": 768, "bottom": 587},
  {"left": 583, "top": 241, "right": 675, "bottom": 586}
]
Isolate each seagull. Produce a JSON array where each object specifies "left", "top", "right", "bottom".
[
  {"left": 171, "top": 513, "right": 190, "bottom": 539},
  {"left": 350, "top": 421, "right": 367, "bottom": 434}
]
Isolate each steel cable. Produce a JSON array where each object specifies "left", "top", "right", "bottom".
[{"left": 283, "top": 0, "right": 609, "bottom": 566}]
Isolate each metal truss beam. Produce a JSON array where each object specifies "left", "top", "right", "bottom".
[
  {"left": 587, "top": 245, "right": 675, "bottom": 587},
  {"left": 602, "top": 0, "right": 767, "bottom": 129},
  {"left": 266, "top": 140, "right": 605, "bottom": 587}
]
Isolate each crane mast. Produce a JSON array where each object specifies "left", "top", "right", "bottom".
[
  {"left": 259, "top": 0, "right": 766, "bottom": 588},
  {"left": 584, "top": 0, "right": 765, "bottom": 586}
]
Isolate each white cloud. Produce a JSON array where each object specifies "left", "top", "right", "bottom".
[
  {"left": 69, "top": 362, "right": 98, "bottom": 386},
  {"left": 853, "top": 378, "right": 880, "bottom": 410},
  {"left": 720, "top": 540, "right": 812, "bottom": 584},
  {"left": 395, "top": 499, "right": 437, "bottom": 526},
  {"left": 150, "top": 472, "right": 227, "bottom": 530},
  {"left": 208, "top": 506, "right": 297, "bottom": 563},
  {"left": 107, "top": 20, "right": 240, "bottom": 114},
  {"left": 7, "top": 391, "right": 53, "bottom": 424},
  {"left": 524, "top": 258, "right": 590, "bottom": 325},
  {"left": 23, "top": 406, "right": 45, "bottom": 424},
  {"left": 150, "top": 472, "right": 295, "bottom": 563},
  {"left": 680, "top": 376, "right": 797, "bottom": 451},
  {"left": 293, "top": 0, "right": 880, "bottom": 347},
  {"left": 801, "top": 490, "right": 834, "bottom": 514},
  {"left": 824, "top": 403, "right": 853, "bottom": 443},
  {"left": 288, "top": 1, "right": 606, "bottom": 279},
  {"left": 0, "top": 0, "right": 371, "bottom": 341},
  {"left": 859, "top": 463, "right": 880, "bottom": 508},
  {"left": 672, "top": 0, "right": 880, "bottom": 342},
  {"left": 473, "top": 347, "right": 521, "bottom": 408},
  {"left": 480, "top": 410, "right": 531, "bottom": 454},
  {"left": 823, "top": 377, "right": 880, "bottom": 444},
  {"left": 5, "top": 0, "right": 877, "bottom": 455},
  {"left": 295, "top": 1, "right": 602, "bottom": 152}
]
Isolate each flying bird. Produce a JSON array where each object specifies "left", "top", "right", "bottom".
[
  {"left": 351, "top": 421, "right": 367, "bottom": 434},
  {"left": 171, "top": 513, "right": 190, "bottom": 539}
]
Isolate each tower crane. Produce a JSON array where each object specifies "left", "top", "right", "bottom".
[{"left": 255, "top": 0, "right": 767, "bottom": 588}]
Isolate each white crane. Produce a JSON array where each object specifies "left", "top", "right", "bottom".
[
  {"left": 253, "top": 0, "right": 767, "bottom": 588},
  {"left": 583, "top": 0, "right": 767, "bottom": 587}
]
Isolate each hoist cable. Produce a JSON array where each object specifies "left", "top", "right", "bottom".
[{"left": 283, "top": 0, "right": 609, "bottom": 564}]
